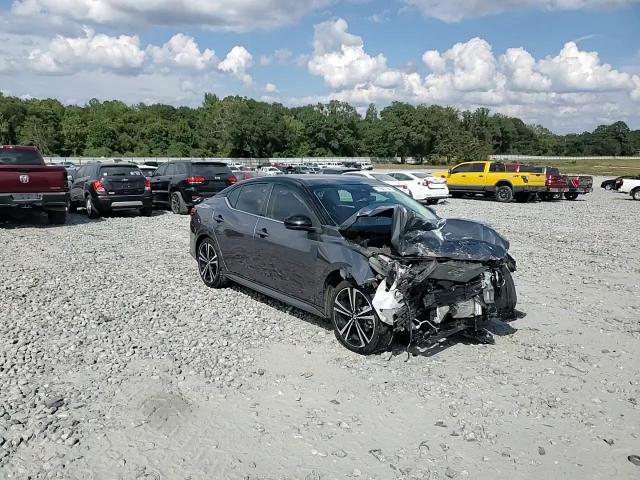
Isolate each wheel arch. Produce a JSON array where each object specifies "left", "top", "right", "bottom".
[{"left": 495, "top": 180, "right": 513, "bottom": 189}]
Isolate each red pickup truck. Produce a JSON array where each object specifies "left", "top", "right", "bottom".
[{"left": 0, "top": 146, "right": 69, "bottom": 224}]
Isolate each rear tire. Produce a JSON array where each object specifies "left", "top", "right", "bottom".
[
  {"left": 564, "top": 192, "right": 579, "bottom": 201},
  {"left": 170, "top": 191, "right": 188, "bottom": 215},
  {"left": 604, "top": 184, "right": 613, "bottom": 191},
  {"left": 47, "top": 210, "right": 67, "bottom": 225},
  {"left": 632, "top": 188, "right": 640, "bottom": 201},
  {"left": 495, "top": 185, "right": 513, "bottom": 203},
  {"left": 140, "top": 206, "right": 153, "bottom": 217},
  {"left": 330, "top": 280, "right": 394, "bottom": 355},
  {"left": 197, "top": 237, "right": 229, "bottom": 288},
  {"left": 85, "top": 195, "right": 100, "bottom": 219},
  {"left": 68, "top": 202, "right": 78, "bottom": 213},
  {"left": 426, "top": 198, "right": 439, "bottom": 205}
]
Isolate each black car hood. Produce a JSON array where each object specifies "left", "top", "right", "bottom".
[{"left": 339, "top": 205, "right": 510, "bottom": 262}]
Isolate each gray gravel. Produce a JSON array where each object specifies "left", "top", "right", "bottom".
[{"left": 1, "top": 178, "right": 639, "bottom": 479}]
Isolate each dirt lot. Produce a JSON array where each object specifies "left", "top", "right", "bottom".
[{"left": 1, "top": 178, "right": 639, "bottom": 480}]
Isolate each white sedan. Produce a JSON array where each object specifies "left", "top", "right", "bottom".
[
  {"left": 259, "top": 166, "right": 284, "bottom": 176},
  {"left": 386, "top": 171, "right": 450, "bottom": 204},
  {"left": 343, "top": 171, "right": 412, "bottom": 196}
]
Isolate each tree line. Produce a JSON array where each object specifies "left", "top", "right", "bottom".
[{"left": 0, "top": 92, "right": 638, "bottom": 162}]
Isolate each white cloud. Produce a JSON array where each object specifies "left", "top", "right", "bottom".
[
  {"left": 218, "top": 46, "right": 254, "bottom": 85},
  {"left": 308, "top": 18, "right": 388, "bottom": 89},
  {"left": 306, "top": 18, "right": 640, "bottom": 131},
  {"left": 10, "top": 0, "right": 331, "bottom": 32},
  {"left": 264, "top": 82, "right": 278, "bottom": 93},
  {"left": 28, "top": 29, "right": 145, "bottom": 74},
  {"left": 403, "top": 0, "right": 640, "bottom": 22},
  {"left": 147, "top": 34, "right": 217, "bottom": 71}
]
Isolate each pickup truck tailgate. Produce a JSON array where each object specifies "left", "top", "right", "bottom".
[{"left": 0, "top": 165, "right": 68, "bottom": 193}]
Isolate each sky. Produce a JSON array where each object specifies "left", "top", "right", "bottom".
[{"left": 0, "top": 0, "right": 639, "bottom": 133}]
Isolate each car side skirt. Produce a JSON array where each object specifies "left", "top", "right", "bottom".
[{"left": 225, "top": 273, "right": 327, "bottom": 319}]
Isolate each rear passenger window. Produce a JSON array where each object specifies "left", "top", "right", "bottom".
[
  {"left": 226, "top": 187, "right": 241, "bottom": 207},
  {"left": 266, "top": 185, "right": 314, "bottom": 222},
  {"left": 235, "top": 183, "right": 271, "bottom": 216},
  {"left": 489, "top": 163, "right": 505, "bottom": 172},
  {"left": 174, "top": 163, "right": 188, "bottom": 175}
]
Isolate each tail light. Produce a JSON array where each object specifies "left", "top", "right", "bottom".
[
  {"left": 186, "top": 176, "right": 206, "bottom": 185},
  {"left": 229, "top": 175, "right": 238, "bottom": 184},
  {"left": 422, "top": 180, "right": 431, "bottom": 187},
  {"left": 144, "top": 179, "right": 151, "bottom": 190},
  {"left": 91, "top": 180, "right": 106, "bottom": 194},
  {"left": 190, "top": 206, "right": 198, "bottom": 217},
  {"left": 400, "top": 184, "right": 408, "bottom": 190}
]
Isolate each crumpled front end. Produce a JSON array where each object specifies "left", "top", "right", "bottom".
[{"left": 341, "top": 205, "right": 518, "bottom": 347}]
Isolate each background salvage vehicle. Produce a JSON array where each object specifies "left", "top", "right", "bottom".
[
  {"left": 563, "top": 175, "right": 594, "bottom": 200},
  {"left": 618, "top": 177, "right": 640, "bottom": 200},
  {"left": 343, "top": 171, "right": 412, "bottom": 195},
  {"left": 386, "top": 171, "right": 450, "bottom": 204},
  {"left": 433, "top": 161, "right": 546, "bottom": 203},
  {"left": 190, "top": 176, "right": 518, "bottom": 355},
  {"left": 69, "top": 163, "right": 152, "bottom": 219},
  {"left": 0, "top": 145, "right": 69, "bottom": 225},
  {"left": 150, "top": 160, "right": 238, "bottom": 214}
]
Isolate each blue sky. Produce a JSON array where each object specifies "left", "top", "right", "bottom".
[{"left": 0, "top": 0, "right": 639, "bottom": 132}]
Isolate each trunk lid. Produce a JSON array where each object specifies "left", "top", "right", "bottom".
[
  {"left": 189, "top": 163, "right": 236, "bottom": 194},
  {"left": 0, "top": 165, "right": 68, "bottom": 193},
  {"left": 98, "top": 165, "right": 146, "bottom": 195}
]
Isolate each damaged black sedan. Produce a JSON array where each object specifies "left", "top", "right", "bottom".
[{"left": 190, "top": 176, "right": 517, "bottom": 355}]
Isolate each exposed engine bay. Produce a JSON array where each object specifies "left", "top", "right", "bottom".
[{"left": 340, "top": 205, "right": 518, "bottom": 348}]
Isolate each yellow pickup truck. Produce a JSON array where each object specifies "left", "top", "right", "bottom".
[{"left": 433, "top": 161, "right": 546, "bottom": 203}]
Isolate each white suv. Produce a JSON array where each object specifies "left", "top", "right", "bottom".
[
  {"left": 387, "top": 171, "right": 450, "bottom": 205},
  {"left": 619, "top": 177, "right": 640, "bottom": 200}
]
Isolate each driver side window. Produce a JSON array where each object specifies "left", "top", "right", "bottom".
[
  {"left": 266, "top": 185, "right": 315, "bottom": 222},
  {"left": 451, "top": 164, "right": 474, "bottom": 174}
]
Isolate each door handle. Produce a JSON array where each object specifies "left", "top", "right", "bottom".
[
  {"left": 258, "top": 228, "right": 269, "bottom": 238},
  {"left": 478, "top": 175, "right": 484, "bottom": 177},
  {"left": 214, "top": 214, "right": 224, "bottom": 223}
]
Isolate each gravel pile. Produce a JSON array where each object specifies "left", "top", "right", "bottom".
[{"left": 1, "top": 179, "right": 639, "bottom": 479}]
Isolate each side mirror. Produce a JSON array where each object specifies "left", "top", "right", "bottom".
[
  {"left": 448, "top": 169, "right": 452, "bottom": 174},
  {"left": 284, "top": 215, "right": 314, "bottom": 231}
]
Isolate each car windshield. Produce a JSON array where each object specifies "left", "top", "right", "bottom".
[
  {"left": 312, "top": 182, "right": 439, "bottom": 225},
  {"left": 99, "top": 166, "right": 142, "bottom": 176},
  {"left": 371, "top": 173, "right": 398, "bottom": 182},
  {"left": 0, "top": 149, "right": 43, "bottom": 165}
]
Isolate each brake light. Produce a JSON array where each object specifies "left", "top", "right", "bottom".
[
  {"left": 186, "top": 176, "right": 205, "bottom": 185},
  {"left": 229, "top": 175, "right": 238, "bottom": 184},
  {"left": 190, "top": 206, "right": 198, "bottom": 217},
  {"left": 91, "top": 180, "right": 106, "bottom": 194},
  {"left": 144, "top": 179, "right": 151, "bottom": 190},
  {"left": 401, "top": 184, "right": 408, "bottom": 190},
  {"left": 422, "top": 180, "right": 431, "bottom": 187}
]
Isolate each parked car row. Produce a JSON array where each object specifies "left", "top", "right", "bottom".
[{"left": 433, "top": 161, "right": 593, "bottom": 203}]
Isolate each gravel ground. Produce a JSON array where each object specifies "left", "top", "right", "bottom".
[{"left": 1, "top": 178, "right": 639, "bottom": 480}]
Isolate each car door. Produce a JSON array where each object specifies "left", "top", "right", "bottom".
[
  {"left": 214, "top": 182, "right": 272, "bottom": 280},
  {"left": 446, "top": 163, "right": 483, "bottom": 191},
  {"left": 151, "top": 163, "right": 171, "bottom": 204},
  {"left": 252, "top": 183, "right": 321, "bottom": 304},
  {"left": 70, "top": 165, "right": 86, "bottom": 202}
]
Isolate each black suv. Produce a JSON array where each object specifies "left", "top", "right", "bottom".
[
  {"left": 150, "top": 161, "right": 237, "bottom": 214},
  {"left": 69, "top": 163, "right": 152, "bottom": 219}
]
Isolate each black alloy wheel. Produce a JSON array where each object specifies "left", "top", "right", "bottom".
[{"left": 197, "top": 238, "right": 228, "bottom": 288}]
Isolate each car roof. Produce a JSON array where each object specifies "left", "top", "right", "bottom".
[
  {"left": 239, "top": 174, "right": 379, "bottom": 187},
  {"left": 86, "top": 162, "right": 140, "bottom": 168}
]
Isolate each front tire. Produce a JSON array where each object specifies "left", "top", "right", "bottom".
[
  {"left": 604, "top": 184, "right": 613, "bottom": 191},
  {"left": 632, "top": 189, "right": 640, "bottom": 201},
  {"left": 426, "top": 199, "right": 439, "bottom": 205},
  {"left": 170, "top": 191, "right": 188, "bottom": 215},
  {"left": 330, "top": 281, "right": 393, "bottom": 355},
  {"left": 197, "top": 237, "right": 229, "bottom": 288}
]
